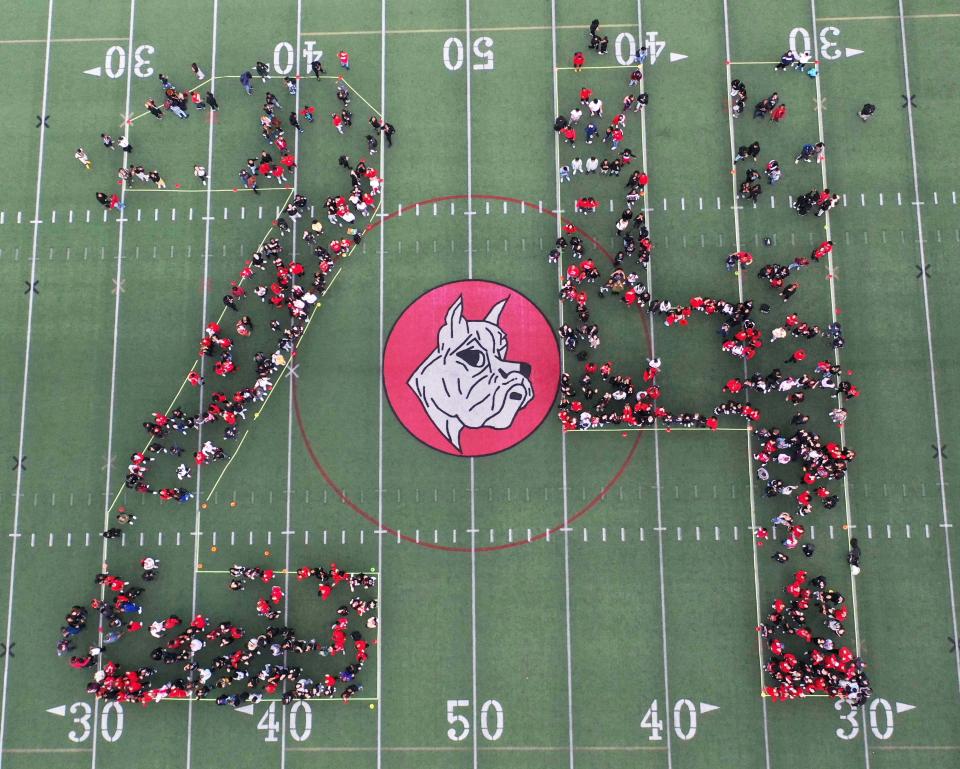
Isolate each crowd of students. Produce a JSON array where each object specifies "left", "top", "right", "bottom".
[
  {"left": 60, "top": 561, "right": 377, "bottom": 705},
  {"left": 70, "top": 51, "right": 389, "bottom": 707},
  {"left": 554, "top": 22, "right": 869, "bottom": 705}
]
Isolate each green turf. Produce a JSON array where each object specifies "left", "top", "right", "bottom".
[{"left": 0, "top": 0, "right": 959, "bottom": 768}]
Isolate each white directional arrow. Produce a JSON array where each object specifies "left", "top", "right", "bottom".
[
  {"left": 845, "top": 48, "right": 864, "bottom": 58},
  {"left": 83, "top": 66, "right": 103, "bottom": 77},
  {"left": 699, "top": 702, "right": 720, "bottom": 714},
  {"left": 46, "top": 705, "right": 67, "bottom": 717},
  {"left": 235, "top": 703, "right": 255, "bottom": 715},
  {"left": 895, "top": 702, "right": 916, "bottom": 714},
  {"left": 669, "top": 52, "right": 688, "bottom": 63}
]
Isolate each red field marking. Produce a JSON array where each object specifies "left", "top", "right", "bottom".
[{"left": 294, "top": 193, "right": 652, "bottom": 553}]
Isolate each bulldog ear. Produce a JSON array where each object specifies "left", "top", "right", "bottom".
[
  {"left": 484, "top": 297, "right": 508, "bottom": 326},
  {"left": 440, "top": 296, "right": 469, "bottom": 347}
]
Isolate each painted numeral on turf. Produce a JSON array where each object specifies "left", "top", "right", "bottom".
[
  {"left": 257, "top": 701, "right": 281, "bottom": 742},
  {"left": 446, "top": 699, "right": 503, "bottom": 741},
  {"left": 274, "top": 42, "right": 294, "bottom": 75},
  {"left": 869, "top": 698, "right": 894, "bottom": 740},
  {"left": 99, "top": 701, "right": 124, "bottom": 742},
  {"left": 616, "top": 31, "right": 665, "bottom": 65},
  {"left": 472, "top": 37, "right": 494, "bottom": 70},
  {"left": 102, "top": 45, "right": 154, "bottom": 79},
  {"left": 479, "top": 699, "right": 504, "bottom": 740},
  {"left": 55, "top": 702, "right": 124, "bottom": 743},
  {"left": 67, "top": 702, "right": 92, "bottom": 743},
  {"left": 641, "top": 700, "right": 713, "bottom": 740},
  {"left": 640, "top": 700, "right": 664, "bottom": 740},
  {"left": 787, "top": 26, "right": 843, "bottom": 60},
  {"left": 288, "top": 701, "right": 313, "bottom": 742},
  {"left": 256, "top": 701, "right": 312, "bottom": 742},
  {"left": 442, "top": 37, "right": 495, "bottom": 71},
  {"left": 673, "top": 699, "right": 697, "bottom": 740},
  {"left": 835, "top": 698, "right": 900, "bottom": 741}
]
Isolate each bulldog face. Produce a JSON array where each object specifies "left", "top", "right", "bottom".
[{"left": 408, "top": 296, "right": 534, "bottom": 451}]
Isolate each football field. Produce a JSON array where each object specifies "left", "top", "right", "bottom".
[{"left": 1, "top": 0, "right": 959, "bottom": 767}]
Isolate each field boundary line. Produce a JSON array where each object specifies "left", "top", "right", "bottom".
[
  {"left": 0, "top": 2, "right": 55, "bottom": 766},
  {"left": 894, "top": 0, "right": 960, "bottom": 695},
  {"left": 719, "top": 0, "right": 772, "bottom": 766}
]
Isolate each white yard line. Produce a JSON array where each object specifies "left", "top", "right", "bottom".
[
  {"left": 0, "top": 2, "right": 55, "bottom": 766},
  {"left": 280, "top": 3, "right": 303, "bottom": 767},
  {"left": 894, "top": 0, "right": 960, "bottom": 694},
  {"left": 91, "top": 3, "right": 137, "bottom": 767},
  {"left": 808, "top": 0, "right": 871, "bottom": 764},
  {"left": 633, "top": 3, "right": 675, "bottom": 767},
  {"left": 185, "top": 3, "right": 219, "bottom": 767},
  {"left": 547, "top": 4, "right": 575, "bottom": 767},
  {"left": 376, "top": 2, "right": 387, "bottom": 766},
  {"left": 719, "top": 2, "right": 772, "bottom": 767},
  {"left": 464, "top": 2, "right": 480, "bottom": 767}
]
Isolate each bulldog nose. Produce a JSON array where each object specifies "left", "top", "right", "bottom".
[{"left": 518, "top": 362, "right": 532, "bottom": 379}]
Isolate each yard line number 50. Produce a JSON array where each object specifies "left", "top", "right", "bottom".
[
  {"left": 442, "top": 37, "right": 495, "bottom": 71},
  {"left": 446, "top": 699, "right": 504, "bottom": 741}
]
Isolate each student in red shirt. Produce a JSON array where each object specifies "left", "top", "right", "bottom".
[{"left": 573, "top": 52, "right": 585, "bottom": 72}]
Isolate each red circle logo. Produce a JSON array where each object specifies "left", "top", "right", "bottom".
[{"left": 384, "top": 280, "right": 560, "bottom": 457}]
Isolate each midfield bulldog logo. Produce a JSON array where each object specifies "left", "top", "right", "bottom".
[{"left": 384, "top": 281, "right": 560, "bottom": 457}]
